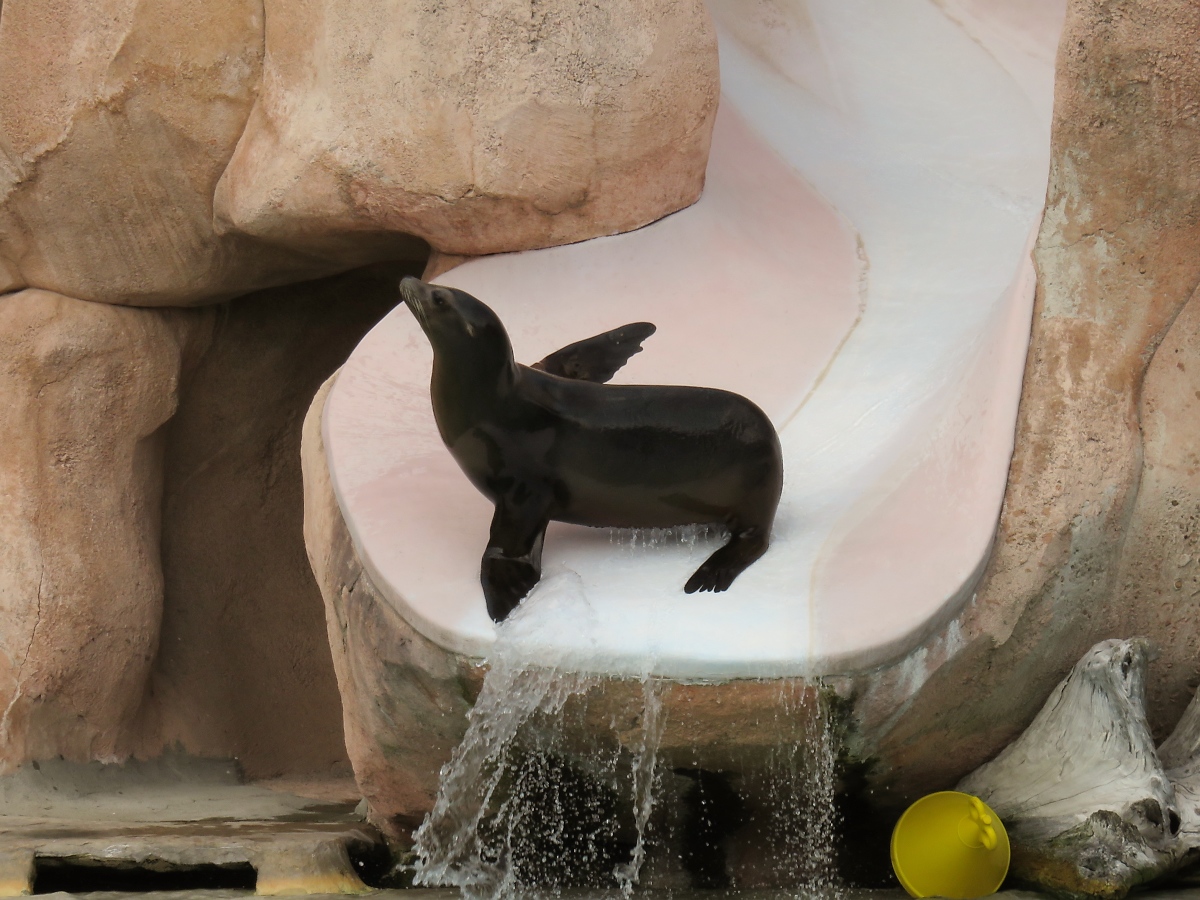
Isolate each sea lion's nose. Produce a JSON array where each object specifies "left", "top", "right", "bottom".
[{"left": 399, "top": 275, "right": 421, "bottom": 301}]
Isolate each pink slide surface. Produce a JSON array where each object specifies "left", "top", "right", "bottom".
[{"left": 324, "top": 0, "right": 1065, "bottom": 677}]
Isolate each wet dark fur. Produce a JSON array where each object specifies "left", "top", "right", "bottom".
[{"left": 400, "top": 277, "right": 784, "bottom": 622}]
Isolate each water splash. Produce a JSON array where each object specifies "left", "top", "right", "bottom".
[
  {"left": 765, "top": 680, "right": 843, "bottom": 897},
  {"left": 613, "top": 677, "right": 666, "bottom": 896},
  {"left": 411, "top": 571, "right": 603, "bottom": 898},
  {"left": 411, "top": 571, "right": 844, "bottom": 898},
  {"left": 606, "top": 523, "right": 722, "bottom": 554}
]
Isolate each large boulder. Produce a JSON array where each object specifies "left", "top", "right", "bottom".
[
  {"left": 214, "top": 0, "right": 719, "bottom": 258},
  {"left": 0, "top": 269, "right": 412, "bottom": 778},
  {"left": 0, "top": 289, "right": 204, "bottom": 769},
  {"left": 0, "top": 0, "right": 328, "bottom": 306},
  {"left": 0, "top": 0, "right": 714, "bottom": 304},
  {"left": 845, "top": 0, "right": 1200, "bottom": 805}
]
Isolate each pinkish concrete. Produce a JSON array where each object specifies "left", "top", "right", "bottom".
[{"left": 324, "top": 0, "right": 1063, "bottom": 677}]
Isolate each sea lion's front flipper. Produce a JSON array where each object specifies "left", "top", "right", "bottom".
[
  {"left": 532, "top": 322, "right": 656, "bottom": 384},
  {"left": 480, "top": 490, "right": 552, "bottom": 622}
]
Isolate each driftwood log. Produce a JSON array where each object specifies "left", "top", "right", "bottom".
[
  {"left": 1159, "top": 683, "right": 1200, "bottom": 874},
  {"left": 958, "top": 638, "right": 1183, "bottom": 899}
]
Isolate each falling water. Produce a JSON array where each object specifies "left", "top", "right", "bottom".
[
  {"left": 411, "top": 570, "right": 605, "bottom": 899},
  {"left": 607, "top": 524, "right": 721, "bottom": 554},
  {"left": 764, "top": 680, "right": 843, "bottom": 897},
  {"left": 612, "top": 677, "right": 666, "bottom": 897},
  {"left": 411, "top": 539, "right": 844, "bottom": 899}
]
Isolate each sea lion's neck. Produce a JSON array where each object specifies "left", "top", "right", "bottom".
[{"left": 430, "top": 349, "right": 517, "bottom": 445}]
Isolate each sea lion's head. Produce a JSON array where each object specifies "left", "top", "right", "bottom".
[{"left": 400, "top": 277, "right": 513, "bottom": 364}]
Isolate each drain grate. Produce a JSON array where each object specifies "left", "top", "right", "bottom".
[{"left": 32, "top": 857, "right": 257, "bottom": 894}]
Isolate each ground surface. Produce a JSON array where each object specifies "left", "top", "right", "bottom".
[
  {"left": 0, "top": 758, "right": 380, "bottom": 896},
  {"left": 20, "top": 891, "right": 1200, "bottom": 900},
  {"left": 6, "top": 760, "right": 1200, "bottom": 900}
]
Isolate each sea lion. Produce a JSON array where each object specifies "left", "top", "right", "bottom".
[{"left": 399, "top": 276, "right": 784, "bottom": 623}]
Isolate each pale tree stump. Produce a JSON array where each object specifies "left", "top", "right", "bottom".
[
  {"left": 1158, "top": 679, "right": 1200, "bottom": 873},
  {"left": 958, "top": 638, "right": 1182, "bottom": 899}
]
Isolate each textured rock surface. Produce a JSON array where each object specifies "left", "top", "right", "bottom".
[
  {"left": 0, "top": 0, "right": 327, "bottom": 306},
  {"left": 303, "top": 375, "right": 476, "bottom": 841},
  {"left": 844, "top": 0, "right": 1200, "bottom": 807},
  {"left": 133, "top": 267, "right": 411, "bottom": 779},
  {"left": 0, "top": 290, "right": 201, "bottom": 769},
  {"left": 0, "top": 756, "right": 378, "bottom": 896},
  {"left": 0, "top": 0, "right": 715, "bottom": 302},
  {"left": 1112, "top": 285, "right": 1200, "bottom": 733},
  {"left": 0, "top": 269, "right": 412, "bottom": 776},
  {"left": 215, "top": 0, "right": 719, "bottom": 258}
]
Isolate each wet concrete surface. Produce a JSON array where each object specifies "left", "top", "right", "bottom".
[
  {"left": 20, "top": 891, "right": 1200, "bottom": 900},
  {"left": 11, "top": 893, "right": 910, "bottom": 900},
  {"left": 7, "top": 759, "right": 1200, "bottom": 900},
  {"left": 0, "top": 757, "right": 381, "bottom": 896}
]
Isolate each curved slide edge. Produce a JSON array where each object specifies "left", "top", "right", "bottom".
[{"left": 324, "top": 0, "right": 1064, "bottom": 678}]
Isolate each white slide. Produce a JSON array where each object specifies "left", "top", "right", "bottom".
[{"left": 324, "top": 0, "right": 1065, "bottom": 678}]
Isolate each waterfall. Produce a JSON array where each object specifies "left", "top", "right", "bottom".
[
  {"left": 411, "top": 570, "right": 622, "bottom": 899},
  {"left": 766, "top": 680, "right": 843, "bottom": 897},
  {"left": 612, "top": 676, "right": 666, "bottom": 897},
  {"left": 411, "top": 561, "right": 843, "bottom": 898}
]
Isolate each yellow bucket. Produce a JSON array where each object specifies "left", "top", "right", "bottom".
[{"left": 891, "top": 791, "right": 1010, "bottom": 899}]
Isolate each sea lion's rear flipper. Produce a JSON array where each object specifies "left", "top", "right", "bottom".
[
  {"left": 532, "top": 322, "right": 656, "bottom": 383},
  {"left": 685, "top": 522, "right": 771, "bottom": 594}
]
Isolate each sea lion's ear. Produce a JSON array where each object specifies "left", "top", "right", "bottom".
[{"left": 532, "top": 322, "right": 656, "bottom": 384}]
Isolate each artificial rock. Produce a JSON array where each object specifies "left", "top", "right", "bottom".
[
  {"left": 215, "top": 0, "right": 719, "bottom": 258},
  {"left": 0, "top": 268, "right": 414, "bottom": 778},
  {"left": 844, "top": 0, "right": 1200, "bottom": 808},
  {"left": 0, "top": 289, "right": 203, "bottom": 769},
  {"left": 133, "top": 267, "right": 411, "bottom": 778},
  {"left": 302, "top": 375, "right": 476, "bottom": 841},
  {"left": 0, "top": 0, "right": 322, "bottom": 305}
]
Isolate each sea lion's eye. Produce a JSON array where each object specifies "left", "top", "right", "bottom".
[{"left": 433, "top": 292, "right": 446, "bottom": 307}]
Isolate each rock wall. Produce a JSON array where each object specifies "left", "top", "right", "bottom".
[
  {"left": 215, "top": 0, "right": 719, "bottom": 257},
  {"left": 0, "top": 290, "right": 202, "bottom": 767},
  {"left": 848, "top": 0, "right": 1200, "bottom": 804},
  {"left": 0, "top": 0, "right": 717, "bottom": 305},
  {"left": 302, "top": 375, "right": 476, "bottom": 839},
  {"left": 1113, "top": 286, "right": 1200, "bottom": 731},
  {"left": 0, "top": 0, "right": 718, "bottom": 776},
  {"left": 135, "top": 268, "right": 412, "bottom": 778},
  {"left": 0, "top": 0, "right": 320, "bottom": 306},
  {"left": 0, "top": 274, "right": 399, "bottom": 776}
]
